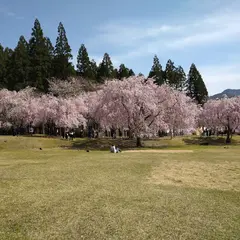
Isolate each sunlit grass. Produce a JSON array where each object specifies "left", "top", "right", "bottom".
[{"left": 0, "top": 136, "right": 240, "bottom": 239}]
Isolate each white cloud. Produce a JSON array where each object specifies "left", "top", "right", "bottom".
[
  {"left": 199, "top": 63, "right": 240, "bottom": 95},
  {"left": 86, "top": 3, "right": 240, "bottom": 94},
  {"left": 94, "top": 23, "right": 183, "bottom": 48},
  {"left": 6, "top": 11, "right": 15, "bottom": 17},
  {"left": 0, "top": 6, "right": 23, "bottom": 19},
  {"left": 166, "top": 12, "right": 240, "bottom": 49},
  {"left": 90, "top": 7, "right": 240, "bottom": 57}
]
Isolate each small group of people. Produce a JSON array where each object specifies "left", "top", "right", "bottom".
[
  {"left": 110, "top": 145, "right": 121, "bottom": 153},
  {"left": 64, "top": 130, "right": 75, "bottom": 140}
]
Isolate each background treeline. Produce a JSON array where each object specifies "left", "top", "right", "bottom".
[{"left": 0, "top": 19, "right": 208, "bottom": 105}]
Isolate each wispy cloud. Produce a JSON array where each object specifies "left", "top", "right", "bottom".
[
  {"left": 199, "top": 63, "right": 240, "bottom": 95},
  {"left": 166, "top": 12, "right": 240, "bottom": 49},
  {"left": 86, "top": 3, "right": 240, "bottom": 95},
  {"left": 94, "top": 22, "right": 183, "bottom": 48},
  {"left": 89, "top": 6, "right": 240, "bottom": 59},
  {"left": 0, "top": 6, "right": 23, "bottom": 19}
]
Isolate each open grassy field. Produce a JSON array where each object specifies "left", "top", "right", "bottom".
[{"left": 0, "top": 136, "right": 240, "bottom": 239}]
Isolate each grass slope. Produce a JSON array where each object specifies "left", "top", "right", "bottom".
[{"left": 0, "top": 136, "right": 240, "bottom": 239}]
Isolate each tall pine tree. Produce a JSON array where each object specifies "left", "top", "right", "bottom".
[
  {"left": 2, "top": 48, "right": 14, "bottom": 90},
  {"left": 165, "top": 59, "right": 176, "bottom": 86},
  {"left": 11, "top": 36, "right": 30, "bottom": 90},
  {"left": 88, "top": 59, "right": 98, "bottom": 81},
  {"left": 129, "top": 69, "right": 135, "bottom": 76},
  {"left": 97, "top": 53, "right": 114, "bottom": 82},
  {"left": 0, "top": 44, "right": 6, "bottom": 88},
  {"left": 148, "top": 55, "right": 164, "bottom": 85},
  {"left": 118, "top": 64, "right": 129, "bottom": 79},
  {"left": 53, "top": 22, "right": 74, "bottom": 79},
  {"left": 174, "top": 66, "right": 186, "bottom": 91},
  {"left": 28, "top": 19, "right": 52, "bottom": 91},
  {"left": 164, "top": 60, "right": 187, "bottom": 90},
  {"left": 45, "top": 37, "right": 54, "bottom": 79},
  {"left": 76, "top": 44, "right": 91, "bottom": 79},
  {"left": 186, "top": 63, "right": 208, "bottom": 105},
  {"left": 113, "top": 68, "right": 118, "bottom": 79}
]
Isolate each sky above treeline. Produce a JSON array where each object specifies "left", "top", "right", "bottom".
[{"left": 0, "top": 0, "right": 239, "bottom": 95}]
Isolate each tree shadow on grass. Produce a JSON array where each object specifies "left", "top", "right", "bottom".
[
  {"left": 182, "top": 136, "right": 239, "bottom": 146},
  {"left": 68, "top": 138, "right": 186, "bottom": 150},
  {"left": 70, "top": 138, "right": 137, "bottom": 150}
]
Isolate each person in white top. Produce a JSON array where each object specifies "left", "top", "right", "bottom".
[{"left": 110, "top": 145, "right": 117, "bottom": 153}]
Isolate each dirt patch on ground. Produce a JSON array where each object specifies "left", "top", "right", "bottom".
[
  {"left": 149, "top": 160, "right": 240, "bottom": 191},
  {"left": 125, "top": 149, "right": 194, "bottom": 153}
]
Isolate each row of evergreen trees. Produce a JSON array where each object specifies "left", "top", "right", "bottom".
[{"left": 0, "top": 19, "right": 208, "bottom": 105}]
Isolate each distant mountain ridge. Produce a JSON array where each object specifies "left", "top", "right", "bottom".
[{"left": 210, "top": 89, "right": 240, "bottom": 99}]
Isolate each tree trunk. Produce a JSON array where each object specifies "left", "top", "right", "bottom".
[
  {"left": 226, "top": 128, "right": 231, "bottom": 144},
  {"left": 42, "top": 123, "right": 45, "bottom": 135},
  {"left": 226, "top": 117, "right": 231, "bottom": 144},
  {"left": 136, "top": 137, "right": 142, "bottom": 147},
  {"left": 170, "top": 130, "right": 174, "bottom": 139}
]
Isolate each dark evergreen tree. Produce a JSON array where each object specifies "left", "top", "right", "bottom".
[
  {"left": 164, "top": 59, "right": 187, "bottom": 90},
  {"left": 165, "top": 59, "right": 176, "bottom": 86},
  {"left": 4, "top": 48, "right": 15, "bottom": 90},
  {"left": 186, "top": 63, "right": 208, "bottom": 105},
  {"left": 97, "top": 53, "right": 114, "bottom": 82},
  {"left": 88, "top": 59, "right": 98, "bottom": 81},
  {"left": 148, "top": 55, "right": 164, "bottom": 85},
  {"left": 174, "top": 66, "right": 186, "bottom": 91},
  {"left": 118, "top": 64, "right": 129, "bottom": 79},
  {"left": 0, "top": 44, "right": 6, "bottom": 88},
  {"left": 53, "top": 22, "right": 74, "bottom": 79},
  {"left": 128, "top": 69, "right": 135, "bottom": 76},
  {"left": 113, "top": 68, "right": 118, "bottom": 79},
  {"left": 0, "top": 47, "right": 15, "bottom": 89},
  {"left": 28, "top": 19, "right": 52, "bottom": 91},
  {"left": 45, "top": 37, "right": 54, "bottom": 57},
  {"left": 45, "top": 37, "right": 54, "bottom": 81},
  {"left": 11, "top": 36, "right": 30, "bottom": 90},
  {"left": 76, "top": 44, "right": 91, "bottom": 79}
]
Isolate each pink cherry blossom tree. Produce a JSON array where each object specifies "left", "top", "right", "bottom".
[
  {"left": 54, "top": 96, "right": 87, "bottom": 129},
  {"left": 0, "top": 76, "right": 202, "bottom": 143},
  {"left": 90, "top": 76, "right": 199, "bottom": 146},
  {"left": 0, "top": 87, "right": 38, "bottom": 129},
  {"left": 163, "top": 90, "right": 201, "bottom": 138},
  {"left": 48, "top": 77, "right": 99, "bottom": 98},
  {"left": 0, "top": 89, "right": 15, "bottom": 126},
  {"left": 32, "top": 94, "right": 59, "bottom": 134},
  {"left": 199, "top": 97, "right": 240, "bottom": 143},
  {"left": 7, "top": 87, "right": 39, "bottom": 128}
]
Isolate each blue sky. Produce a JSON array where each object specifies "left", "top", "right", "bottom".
[{"left": 0, "top": 0, "right": 239, "bottom": 95}]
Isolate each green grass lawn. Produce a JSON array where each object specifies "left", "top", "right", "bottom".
[{"left": 0, "top": 136, "right": 240, "bottom": 239}]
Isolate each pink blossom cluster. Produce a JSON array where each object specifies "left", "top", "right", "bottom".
[
  {"left": 199, "top": 97, "right": 240, "bottom": 133},
  {"left": 48, "top": 77, "right": 98, "bottom": 97},
  {"left": 3, "top": 76, "right": 238, "bottom": 139},
  {"left": 0, "top": 87, "right": 87, "bottom": 128},
  {"left": 86, "top": 76, "right": 200, "bottom": 138}
]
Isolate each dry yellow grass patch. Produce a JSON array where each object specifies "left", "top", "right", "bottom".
[
  {"left": 150, "top": 160, "right": 240, "bottom": 191},
  {"left": 126, "top": 149, "right": 194, "bottom": 153}
]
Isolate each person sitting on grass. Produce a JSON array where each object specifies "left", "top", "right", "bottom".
[
  {"left": 116, "top": 147, "right": 121, "bottom": 153},
  {"left": 110, "top": 145, "right": 116, "bottom": 153},
  {"left": 110, "top": 145, "right": 121, "bottom": 153}
]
